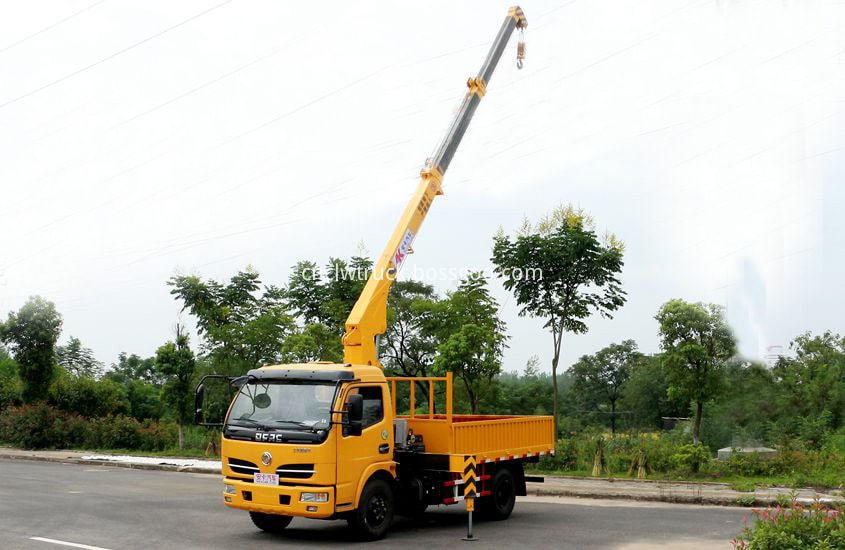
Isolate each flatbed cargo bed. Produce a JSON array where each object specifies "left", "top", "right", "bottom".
[{"left": 387, "top": 374, "right": 555, "bottom": 472}]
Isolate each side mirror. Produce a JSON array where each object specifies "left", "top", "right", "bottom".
[
  {"left": 347, "top": 393, "right": 364, "bottom": 436},
  {"left": 194, "top": 383, "right": 205, "bottom": 425}
]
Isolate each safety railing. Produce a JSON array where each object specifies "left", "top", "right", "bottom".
[{"left": 385, "top": 372, "right": 453, "bottom": 423}]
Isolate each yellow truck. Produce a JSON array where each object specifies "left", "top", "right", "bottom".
[{"left": 194, "top": 6, "right": 555, "bottom": 540}]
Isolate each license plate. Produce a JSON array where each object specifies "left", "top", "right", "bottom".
[{"left": 254, "top": 473, "right": 279, "bottom": 486}]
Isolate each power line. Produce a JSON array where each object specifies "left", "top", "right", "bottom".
[
  {"left": 0, "top": 0, "right": 233, "bottom": 111},
  {"left": 0, "top": 0, "right": 107, "bottom": 55}
]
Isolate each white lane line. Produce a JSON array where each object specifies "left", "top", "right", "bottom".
[{"left": 29, "top": 537, "right": 113, "bottom": 550}]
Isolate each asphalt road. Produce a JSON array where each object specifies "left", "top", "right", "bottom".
[{"left": 0, "top": 459, "right": 750, "bottom": 549}]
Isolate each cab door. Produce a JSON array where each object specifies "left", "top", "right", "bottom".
[{"left": 335, "top": 383, "right": 392, "bottom": 508}]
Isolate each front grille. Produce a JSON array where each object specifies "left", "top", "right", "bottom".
[
  {"left": 228, "top": 457, "right": 259, "bottom": 476},
  {"left": 276, "top": 463, "right": 314, "bottom": 479}
]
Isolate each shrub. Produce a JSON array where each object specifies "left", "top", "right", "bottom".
[
  {"left": 733, "top": 501, "right": 845, "bottom": 549},
  {"left": 0, "top": 403, "right": 179, "bottom": 452},
  {"left": 0, "top": 402, "right": 59, "bottom": 449},
  {"left": 48, "top": 375, "right": 129, "bottom": 418},
  {"left": 0, "top": 373, "right": 22, "bottom": 411},
  {"left": 670, "top": 443, "right": 711, "bottom": 474}
]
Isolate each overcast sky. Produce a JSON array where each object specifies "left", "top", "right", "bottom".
[{"left": 1, "top": 0, "right": 843, "bottom": 373}]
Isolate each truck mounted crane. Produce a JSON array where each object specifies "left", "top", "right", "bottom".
[{"left": 195, "top": 6, "right": 555, "bottom": 541}]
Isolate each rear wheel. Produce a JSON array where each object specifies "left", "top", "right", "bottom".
[
  {"left": 348, "top": 478, "right": 395, "bottom": 540},
  {"left": 249, "top": 511, "right": 292, "bottom": 534},
  {"left": 480, "top": 467, "right": 516, "bottom": 521}
]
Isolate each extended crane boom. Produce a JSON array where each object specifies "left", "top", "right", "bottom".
[{"left": 342, "top": 6, "right": 527, "bottom": 367}]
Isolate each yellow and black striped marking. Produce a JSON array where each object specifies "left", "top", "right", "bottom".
[{"left": 462, "top": 455, "right": 477, "bottom": 499}]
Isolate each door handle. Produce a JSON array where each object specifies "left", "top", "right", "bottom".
[{"left": 378, "top": 443, "right": 390, "bottom": 454}]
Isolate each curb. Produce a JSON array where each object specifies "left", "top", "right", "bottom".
[
  {"left": 0, "top": 452, "right": 220, "bottom": 474},
  {"left": 2, "top": 453, "right": 838, "bottom": 508}
]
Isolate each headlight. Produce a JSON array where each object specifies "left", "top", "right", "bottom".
[
  {"left": 300, "top": 492, "right": 329, "bottom": 503},
  {"left": 224, "top": 484, "right": 236, "bottom": 494}
]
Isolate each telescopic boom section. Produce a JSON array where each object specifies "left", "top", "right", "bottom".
[{"left": 342, "top": 6, "right": 527, "bottom": 367}]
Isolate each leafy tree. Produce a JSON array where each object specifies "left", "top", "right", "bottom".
[
  {"left": 382, "top": 280, "right": 439, "bottom": 388},
  {"left": 0, "top": 296, "right": 63, "bottom": 402},
  {"left": 492, "top": 205, "right": 626, "bottom": 434},
  {"left": 773, "top": 331, "right": 845, "bottom": 431},
  {"left": 155, "top": 327, "right": 196, "bottom": 448},
  {"left": 286, "top": 256, "right": 372, "bottom": 333},
  {"left": 56, "top": 336, "right": 103, "bottom": 378},
  {"left": 423, "top": 274, "right": 507, "bottom": 414},
  {"left": 105, "top": 352, "right": 161, "bottom": 386},
  {"left": 48, "top": 368, "right": 129, "bottom": 417},
  {"left": 655, "top": 300, "right": 736, "bottom": 444},
  {"left": 286, "top": 260, "right": 326, "bottom": 324},
  {"left": 620, "top": 353, "right": 689, "bottom": 429},
  {"left": 280, "top": 323, "right": 342, "bottom": 363},
  {"left": 490, "top": 356, "right": 556, "bottom": 416},
  {"left": 124, "top": 380, "right": 163, "bottom": 421},
  {"left": 570, "top": 340, "right": 641, "bottom": 434},
  {"left": 169, "top": 270, "right": 294, "bottom": 375},
  {"left": 0, "top": 353, "right": 22, "bottom": 410},
  {"left": 699, "top": 360, "right": 778, "bottom": 450}
]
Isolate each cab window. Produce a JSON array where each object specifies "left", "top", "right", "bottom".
[{"left": 347, "top": 386, "right": 384, "bottom": 430}]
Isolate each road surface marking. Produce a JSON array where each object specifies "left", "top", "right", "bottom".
[{"left": 29, "top": 537, "right": 113, "bottom": 550}]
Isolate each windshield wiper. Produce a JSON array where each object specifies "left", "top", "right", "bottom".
[
  {"left": 270, "top": 419, "right": 320, "bottom": 431},
  {"left": 228, "top": 418, "right": 267, "bottom": 428}
]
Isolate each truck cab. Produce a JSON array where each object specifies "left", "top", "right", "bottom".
[{"left": 214, "top": 364, "right": 394, "bottom": 534}]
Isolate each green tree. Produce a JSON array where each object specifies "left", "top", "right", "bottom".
[
  {"left": 48, "top": 369, "right": 129, "bottom": 417},
  {"left": 56, "top": 336, "right": 103, "bottom": 378},
  {"left": 494, "top": 356, "right": 555, "bottom": 416},
  {"left": 105, "top": 352, "right": 160, "bottom": 386},
  {"left": 620, "top": 353, "right": 689, "bottom": 429},
  {"left": 492, "top": 205, "right": 626, "bottom": 434},
  {"left": 570, "top": 340, "right": 641, "bottom": 434},
  {"left": 280, "top": 323, "right": 342, "bottom": 363},
  {"left": 285, "top": 260, "right": 326, "bottom": 324},
  {"left": 382, "top": 280, "right": 439, "bottom": 380},
  {"left": 169, "top": 270, "right": 294, "bottom": 375},
  {"left": 773, "top": 331, "right": 845, "bottom": 431},
  {"left": 423, "top": 274, "right": 507, "bottom": 414},
  {"left": 0, "top": 350, "right": 22, "bottom": 410},
  {"left": 155, "top": 326, "right": 196, "bottom": 448},
  {"left": 0, "top": 296, "right": 63, "bottom": 402},
  {"left": 655, "top": 300, "right": 736, "bottom": 444}
]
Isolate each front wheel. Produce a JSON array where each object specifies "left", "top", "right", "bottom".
[
  {"left": 348, "top": 478, "right": 395, "bottom": 540},
  {"left": 479, "top": 467, "right": 516, "bottom": 521},
  {"left": 249, "top": 511, "right": 292, "bottom": 534}
]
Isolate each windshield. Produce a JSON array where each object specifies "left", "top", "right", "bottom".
[{"left": 226, "top": 382, "right": 337, "bottom": 431}]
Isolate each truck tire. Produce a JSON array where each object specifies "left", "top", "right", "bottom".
[
  {"left": 249, "top": 511, "right": 292, "bottom": 533},
  {"left": 480, "top": 467, "right": 516, "bottom": 521},
  {"left": 348, "top": 478, "right": 395, "bottom": 540}
]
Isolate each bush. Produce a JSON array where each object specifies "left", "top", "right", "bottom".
[
  {"left": 733, "top": 501, "right": 845, "bottom": 549},
  {"left": 0, "top": 403, "right": 177, "bottom": 451},
  {"left": 0, "top": 402, "right": 59, "bottom": 449},
  {"left": 0, "top": 358, "right": 22, "bottom": 411},
  {"left": 669, "top": 443, "right": 711, "bottom": 474},
  {"left": 48, "top": 375, "right": 129, "bottom": 418}
]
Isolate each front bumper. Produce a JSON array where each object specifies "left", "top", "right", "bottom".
[{"left": 222, "top": 477, "right": 335, "bottom": 519}]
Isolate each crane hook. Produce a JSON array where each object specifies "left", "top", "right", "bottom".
[{"left": 516, "top": 28, "right": 526, "bottom": 69}]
